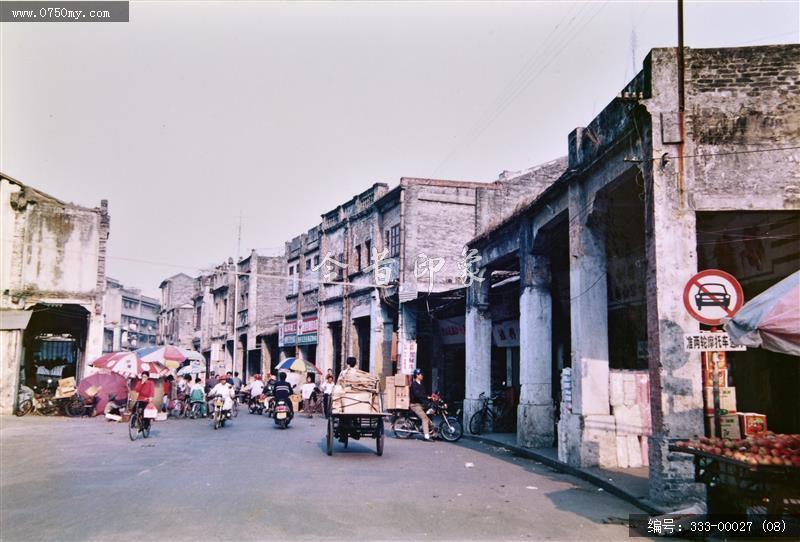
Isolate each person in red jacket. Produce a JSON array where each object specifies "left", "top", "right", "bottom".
[{"left": 132, "top": 371, "right": 155, "bottom": 430}]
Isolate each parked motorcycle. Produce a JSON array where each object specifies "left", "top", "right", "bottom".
[
  {"left": 15, "top": 385, "right": 84, "bottom": 417},
  {"left": 392, "top": 393, "right": 463, "bottom": 442},
  {"left": 272, "top": 398, "right": 293, "bottom": 429}
]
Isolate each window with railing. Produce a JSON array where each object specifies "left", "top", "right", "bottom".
[{"left": 387, "top": 225, "right": 400, "bottom": 257}]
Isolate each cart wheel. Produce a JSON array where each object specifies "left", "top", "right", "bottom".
[
  {"left": 343, "top": 433, "right": 349, "bottom": 449},
  {"left": 326, "top": 416, "right": 334, "bottom": 456},
  {"left": 376, "top": 418, "right": 384, "bottom": 456}
]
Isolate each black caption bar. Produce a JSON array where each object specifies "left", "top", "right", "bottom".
[
  {"left": 629, "top": 514, "right": 800, "bottom": 538},
  {"left": 1, "top": 1, "right": 129, "bottom": 22}
]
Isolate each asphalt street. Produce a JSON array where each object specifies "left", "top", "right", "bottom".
[{"left": 1, "top": 411, "right": 644, "bottom": 541}]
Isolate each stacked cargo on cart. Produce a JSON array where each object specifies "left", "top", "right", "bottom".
[
  {"left": 332, "top": 367, "right": 381, "bottom": 414},
  {"left": 382, "top": 374, "right": 409, "bottom": 410}
]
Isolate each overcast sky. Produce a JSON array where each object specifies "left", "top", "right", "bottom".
[{"left": 2, "top": 0, "right": 798, "bottom": 298}]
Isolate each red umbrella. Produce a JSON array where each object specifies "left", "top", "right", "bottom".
[
  {"left": 90, "top": 351, "right": 169, "bottom": 379},
  {"left": 77, "top": 372, "right": 129, "bottom": 415}
]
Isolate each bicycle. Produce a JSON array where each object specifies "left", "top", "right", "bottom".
[
  {"left": 468, "top": 391, "right": 512, "bottom": 435},
  {"left": 128, "top": 402, "right": 151, "bottom": 441}
]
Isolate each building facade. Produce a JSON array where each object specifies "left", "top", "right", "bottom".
[
  {"left": 158, "top": 273, "right": 195, "bottom": 348},
  {"left": 0, "top": 173, "right": 109, "bottom": 414},
  {"left": 103, "top": 277, "right": 159, "bottom": 352},
  {"left": 463, "top": 44, "right": 800, "bottom": 506}
]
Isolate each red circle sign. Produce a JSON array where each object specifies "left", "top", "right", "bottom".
[{"left": 682, "top": 269, "right": 744, "bottom": 326}]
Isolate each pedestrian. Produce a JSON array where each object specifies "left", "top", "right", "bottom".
[
  {"left": 322, "top": 374, "right": 335, "bottom": 418},
  {"left": 301, "top": 375, "right": 316, "bottom": 418},
  {"left": 162, "top": 375, "right": 174, "bottom": 413},
  {"left": 231, "top": 371, "right": 243, "bottom": 393},
  {"left": 177, "top": 374, "right": 191, "bottom": 415},
  {"left": 205, "top": 371, "right": 218, "bottom": 394}
]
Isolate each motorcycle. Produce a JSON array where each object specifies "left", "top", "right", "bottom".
[
  {"left": 392, "top": 393, "right": 463, "bottom": 442},
  {"left": 248, "top": 393, "right": 266, "bottom": 415},
  {"left": 15, "top": 384, "right": 84, "bottom": 417},
  {"left": 272, "top": 398, "right": 293, "bottom": 429},
  {"left": 212, "top": 396, "right": 232, "bottom": 430}
]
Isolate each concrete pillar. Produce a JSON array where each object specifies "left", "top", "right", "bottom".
[
  {"left": 0, "top": 329, "right": 24, "bottom": 415},
  {"left": 518, "top": 247, "right": 555, "bottom": 448},
  {"left": 559, "top": 184, "right": 615, "bottom": 468},
  {"left": 368, "top": 290, "right": 391, "bottom": 376},
  {"left": 464, "top": 275, "right": 492, "bottom": 433},
  {"left": 644, "top": 151, "right": 705, "bottom": 506},
  {"left": 83, "top": 311, "right": 105, "bottom": 381},
  {"left": 397, "top": 302, "right": 417, "bottom": 375}
]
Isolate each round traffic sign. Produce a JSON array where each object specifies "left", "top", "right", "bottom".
[{"left": 682, "top": 269, "right": 744, "bottom": 326}]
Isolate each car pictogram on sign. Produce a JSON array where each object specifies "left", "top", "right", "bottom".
[{"left": 694, "top": 283, "right": 731, "bottom": 310}]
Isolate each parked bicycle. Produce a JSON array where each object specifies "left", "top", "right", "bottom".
[
  {"left": 128, "top": 402, "right": 151, "bottom": 441},
  {"left": 468, "top": 390, "right": 513, "bottom": 435}
]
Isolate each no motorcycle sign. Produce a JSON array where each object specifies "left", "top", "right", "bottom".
[{"left": 682, "top": 269, "right": 744, "bottom": 326}]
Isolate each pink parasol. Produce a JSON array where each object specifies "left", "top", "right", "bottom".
[
  {"left": 77, "top": 372, "right": 129, "bottom": 415},
  {"left": 90, "top": 351, "right": 170, "bottom": 379}
]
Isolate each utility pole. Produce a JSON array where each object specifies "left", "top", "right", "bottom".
[{"left": 231, "top": 213, "right": 242, "bottom": 375}]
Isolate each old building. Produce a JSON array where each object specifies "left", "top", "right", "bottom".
[
  {"left": 102, "top": 277, "right": 159, "bottom": 352},
  {"left": 236, "top": 250, "right": 287, "bottom": 378},
  {"left": 275, "top": 162, "right": 565, "bottom": 383},
  {"left": 463, "top": 44, "right": 800, "bottom": 506},
  {"left": 188, "top": 251, "right": 286, "bottom": 377},
  {"left": 0, "top": 173, "right": 109, "bottom": 414},
  {"left": 158, "top": 273, "right": 195, "bottom": 348},
  {"left": 280, "top": 227, "right": 323, "bottom": 365}
]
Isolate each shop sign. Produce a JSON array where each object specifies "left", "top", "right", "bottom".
[
  {"left": 299, "top": 316, "right": 318, "bottom": 335},
  {"left": 282, "top": 334, "right": 297, "bottom": 347},
  {"left": 278, "top": 320, "right": 298, "bottom": 347},
  {"left": 683, "top": 331, "right": 746, "bottom": 352},
  {"left": 682, "top": 269, "right": 744, "bottom": 326},
  {"left": 399, "top": 340, "right": 417, "bottom": 375},
  {"left": 492, "top": 320, "right": 519, "bottom": 347},
  {"left": 297, "top": 333, "right": 317, "bottom": 345},
  {"left": 438, "top": 317, "right": 465, "bottom": 345}
]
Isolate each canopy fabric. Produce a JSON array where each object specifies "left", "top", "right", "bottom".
[
  {"left": 77, "top": 372, "right": 128, "bottom": 415},
  {"left": 275, "top": 357, "right": 322, "bottom": 375},
  {"left": 135, "top": 345, "right": 187, "bottom": 369},
  {"left": 90, "top": 351, "right": 170, "bottom": 379},
  {"left": 724, "top": 271, "right": 800, "bottom": 356}
]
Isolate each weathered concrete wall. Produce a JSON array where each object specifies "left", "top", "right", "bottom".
[
  {"left": 254, "top": 255, "right": 286, "bottom": 337},
  {"left": 685, "top": 45, "right": 800, "bottom": 210}
]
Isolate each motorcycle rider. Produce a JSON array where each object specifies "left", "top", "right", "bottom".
[
  {"left": 271, "top": 372, "right": 294, "bottom": 416},
  {"left": 209, "top": 378, "right": 235, "bottom": 420},
  {"left": 246, "top": 375, "right": 265, "bottom": 412},
  {"left": 409, "top": 368, "right": 433, "bottom": 442}
]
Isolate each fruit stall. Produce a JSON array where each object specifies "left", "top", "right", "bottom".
[{"left": 671, "top": 434, "right": 800, "bottom": 515}]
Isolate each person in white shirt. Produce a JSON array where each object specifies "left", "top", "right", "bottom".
[
  {"left": 321, "top": 374, "right": 335, "bottom": 419},
  {"left": 209, "top": 379, "right": 235, "bottom": 418},
  {"left": 301, "top": 375, "right": 317, "bottom": 418}
]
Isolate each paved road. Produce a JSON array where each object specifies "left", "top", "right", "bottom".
[{"left": 1, "top": 411, "right": 643, "bottom": 541}]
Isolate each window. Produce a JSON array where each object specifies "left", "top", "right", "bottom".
[
  {"left": 336, "top": 253, "right": 345, "bottom": 281},
  {"left": 365, "top": 239, "right": 372, "bottom": 266},
  {"left": 389, "top": 224, "right": 400, "bottom": 257},
  {"left": 306, "top": 259, "right": 311, "bottom": 271},
  {"left": 314, "top": 254, "right": 320, "bottom": 267},
  {"left": 289, "top": 266, "right": 294, "bottom": 276},
  {"left": 355, "top": 244, "right": 362, "bottom": 272}
]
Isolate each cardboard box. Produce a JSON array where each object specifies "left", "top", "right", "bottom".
[
  {"left": 738, "top": 412, "right": 767, "bottom": 437},
  {"left": 395, "top": 386, "right": 409, "bottom": 409},
  {"left": 332, "top": 390, "right": 380, "bottom": 414},
  {"left": 703, "top": 386, "right": 737, "bottom": 415},
  {"left": 58, "top": 377, "right": 76, "bottom": 389},
  {"left": 702, "top": 352, "right": 729, "bottom": 387},
  {"left": 394, "top": 374, "right": 409, "bottom": 387},
  {"left": 383, "top": 390, "right": 396, "bottom": 410},
  {"left": 706, "top": 414, "right": 741, "bottom": 439}
]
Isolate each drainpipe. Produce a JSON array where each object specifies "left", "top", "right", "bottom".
[{"left": 676, "top": 0, "right": 686, "bottom": 207}]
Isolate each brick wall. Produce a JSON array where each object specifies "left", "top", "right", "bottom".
[{"left": 685, "top": 45, "right": 800, "bottom": 206}]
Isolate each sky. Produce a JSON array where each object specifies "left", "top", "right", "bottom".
[{"left": 2, "top": 0, "right": 798, "bottom": 298}]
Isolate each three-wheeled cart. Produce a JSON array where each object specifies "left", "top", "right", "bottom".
[
  {"left": 326, "top": 412, "right": 385, "bottom": 456},
  {"left": 670, "top": 445, "right": 800, "bottom": 516}
]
